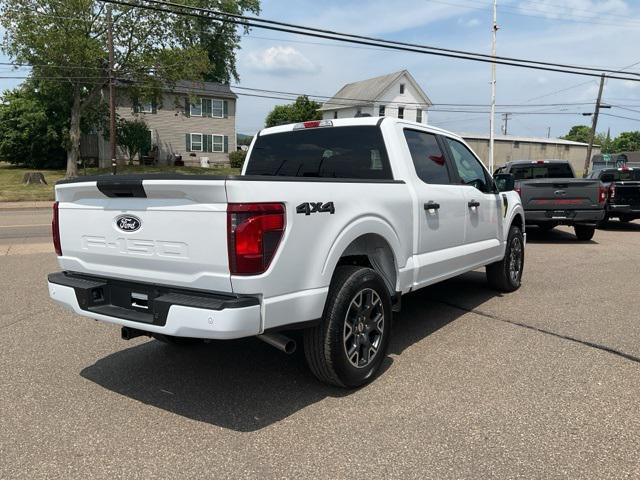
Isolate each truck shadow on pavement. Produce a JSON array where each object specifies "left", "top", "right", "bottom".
[
  {"left": 597, "top": 220, "right": 640, "bottom": 232},
  {"left": 525, "top": 226, "right": 599, "bottom": 244},
  {"left": 80, "top": 271, "right": 499, "bottom": 432}
]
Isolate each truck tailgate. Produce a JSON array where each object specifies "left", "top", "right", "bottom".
[
  {"left": 520, "top": 179, "right": 601, "bottom": 210},
  {"left": 55, "top": 176, "right": 232, "bottom": 292}
]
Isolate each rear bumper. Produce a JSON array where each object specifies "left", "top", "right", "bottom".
[
  {"left": 524, "top": 209, "right": 605, "bottom": 225},
  {"left": 606, "top": 204, "right": 640, "bottom": 217},
  {"left": 48, "top": 272, "right": 261, "bottom": 339}
]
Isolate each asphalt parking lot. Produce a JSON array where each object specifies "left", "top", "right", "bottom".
[{"left": 2, "top": 209, "right": 640, "bottom": 479}]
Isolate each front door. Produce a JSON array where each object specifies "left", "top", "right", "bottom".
[
  {"left": 402, "top": 128, "right": 467, "bottom": 287},
  {"left": 443, "top": 136, "right": 502, "bottom": 265}
]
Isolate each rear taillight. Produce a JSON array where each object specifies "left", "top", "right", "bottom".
[
  {"left": 52, "top": 201, "right": 62, "bottom": 256},
  {"left": 514, "top": 182, "right": 522, "bottom": 197},
  {"left": 227, "top": 203, "right": 285, "bottom": 275},
  {"left": 609, "top": 183, "right": 616, "bottom": 200},
  {"left": 598, "top": 185, "right": 607, "bottom": 204}
]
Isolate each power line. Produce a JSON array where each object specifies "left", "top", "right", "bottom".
[{"left": 94, "top": 0, "right": 640, "bottom": 83}]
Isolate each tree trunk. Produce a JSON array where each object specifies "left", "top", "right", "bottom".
[{"left": 66, "top": 90, "right": 81, "bottom": 178}]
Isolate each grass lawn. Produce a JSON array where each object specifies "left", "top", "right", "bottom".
[{"left": 0, "top": 163, "right": 240, "bottom": 202}]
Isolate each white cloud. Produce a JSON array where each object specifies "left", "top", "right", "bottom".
[
  {"left": 516, "top": 0, "right": 630, "bottom": 21},
  {"left": 246, "top": 46, "right": 319, "bottom": 75},
  {"left": 458, "top": 17, "right": 481, "bottom": 27}
]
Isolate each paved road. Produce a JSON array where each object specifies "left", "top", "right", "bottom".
[
  {"left": 1, "top": 214, "right": 640, "bottom": 479},
  {"left": 0, "top": 207, "right": 51, "bottom": 246}
]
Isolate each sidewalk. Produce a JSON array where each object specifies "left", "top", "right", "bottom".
[{"left": 0, "top": 201, "right": 52, "bottom": 210}]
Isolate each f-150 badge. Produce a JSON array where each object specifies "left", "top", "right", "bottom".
[{"left": 296, "top": 202, "right": 335, "bottom": 215}]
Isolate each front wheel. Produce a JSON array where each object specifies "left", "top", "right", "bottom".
[
  {"left": 486, "top": 224, "right": 524, "bottom": 292},
  {"left": 304, "top": 266, "right": 392, "bottom": 388},
  {"left": 574, "top": 225, "right": 595, "bottom": 241}
]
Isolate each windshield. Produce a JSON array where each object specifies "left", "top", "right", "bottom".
[
  {"left": 245, "top": 126, "right": 392, "bottom": 179},
  {"left": 510, "top": 163, "right": 574, "bottom": 180}
]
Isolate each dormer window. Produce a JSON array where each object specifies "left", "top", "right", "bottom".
[{"left": 399, "top": 83, "right": 405, "bottom": 94}]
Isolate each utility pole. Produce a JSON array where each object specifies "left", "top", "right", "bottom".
[
  {"left": 488, "top": 0, "right": 498, "bottom": 173},
  {"left": 501, "top": 112, "right": 511, "bottom": 135},
  {"left": 107, "top": 6, "right": 117, "bottom": 174},
  {"left": 583, "top": 74, "right": 605, "bottom": 177}
]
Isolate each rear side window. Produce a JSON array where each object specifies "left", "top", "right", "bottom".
[
  {"left": 510, "top": 163, "right": 574, "bottom": 180},
  {"left": 245, "top": 126, "right": 392, "bottom": 179},
  {"left": 403, "top": 129, "right": 450, "bottom": 184}
]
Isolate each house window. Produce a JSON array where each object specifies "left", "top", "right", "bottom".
[
  {"left": 398, "top": 107, "right": 404, "bottom": 119},
  {"left": 416, "top": 108, "right": 422, "bottom": 123},
  {"left": 140, "top": 101, "right": 153, "bottom": 113},
  {"left": 514, "top": 141, "right": 520, "bottom": 149},
  {"left": 212, "top": 99, "right": 224, "bottom": 118},
  {"left": 400, "top": 83, "right": 405, "bottom": 94},
  {"left": 190, "top": 133, "right": 203, "bottom": 151},
  {"left": 379, "top": 105, "right": 385, "bottom": 116},
  {"left": 190, "top": 99, "right": 203, "bottom": 117},
  {"left": 333, "top": 111, "right": 338, "bottom": 119},
  {"left": 212, "top": 134, "right": 224, "bottom": 152}
]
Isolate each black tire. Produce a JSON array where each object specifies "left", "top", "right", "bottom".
[
  {"left": 152, "top": 334, "right": 201, "bottom": 346},
  {"left": 304, "top": 266, "right": 392, "bottom": 388},
  {"left": 574, "top": 224, "right": 595, "bottom": 241},
  {"left": 486, "top": 224, "right": 524, "bottom": 293}
]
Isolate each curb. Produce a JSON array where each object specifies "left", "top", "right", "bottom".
[{"left": 0, "top": 201, "right": 52, "bottom": 211}]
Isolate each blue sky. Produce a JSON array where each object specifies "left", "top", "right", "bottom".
[{"left": 3, "top": 0, "right": 640, "bottom": 138}]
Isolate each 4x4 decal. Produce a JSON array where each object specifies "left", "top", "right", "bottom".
[{"left": 296, "top": 202, "right": 335, "bottom": 215}]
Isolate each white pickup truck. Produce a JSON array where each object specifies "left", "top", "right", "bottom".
[{"left": 48, "top": 117, "right": 525, "bottom": 387}]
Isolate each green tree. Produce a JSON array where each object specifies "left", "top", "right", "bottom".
[
  {"left": 265, "top": 96, "right": 322, "bottom": 127},
  {"left": 0, "top": 82, "right": 67, "bottom": 168},
  {"left": 594, "top": 131, "right": 614, "bottom": 154},
  {"left": 115, "top": 118, "right": 151, "bottom": 164},
  {"left": 172, "top": 0, "right": 260, "bottom": 83},
  {"left": 0, "top": 0, "right": 259, "bottom": 177},
  {"left": 562, "top": 125, "right": 592, "bottom": 143},
  {"left": 612, "top": 131, "right": 640, "bottom": 153}
]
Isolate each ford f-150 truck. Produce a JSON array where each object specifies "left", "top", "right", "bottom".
[
  {"left": 494, "top": 160, "right": 605, "bottom": 240},
  {"left": 48, "top": 117, "right": 525, "bottom": 387},
  {"left": 587, "top": 167, "right": 640, "bottom": 223}
]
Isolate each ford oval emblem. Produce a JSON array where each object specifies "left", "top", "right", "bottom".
[{"left": 115, "top": 215, "right": 141, "bottom": 232}]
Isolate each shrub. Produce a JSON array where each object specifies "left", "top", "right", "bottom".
[{"left": 229, "top": 150, "right": 246, "bottom": 168}]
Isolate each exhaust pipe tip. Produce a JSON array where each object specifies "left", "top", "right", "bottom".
[{"left": 257, "top": 333, "right": 297, "bottom": 354}]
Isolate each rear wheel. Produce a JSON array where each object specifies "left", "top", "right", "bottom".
[
  {"left": 486, "top": 224, "right": 524, "bottom": 292},
  {"left": 304, "top": 266, "right": 392, "bottom": 388},
  {"left": 574, "top": 224, "right": 595, "bottom": 241}
]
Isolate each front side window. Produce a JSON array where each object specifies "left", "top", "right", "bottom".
[
  {"left": 212, "top": 99, "right": 224, "bottom": 117},
  {"left": 404, "top": 129, "right": 450, "bottom": 184},
  {"left": 398, "top": 107, "right": 404, "bottom": 119},
  {"left": 445, "top": 137, "right": 491, "bottom": 193},
  {"left": 190, "top": 100, "right": 202, "bottom": 116},
  {"left": 212, "top": 134, "right": 224, "bottom": 152},
  {"left": 245, "top": 126, "right": 392, "bottom": 179},
  {"left": 191, "top": 133, "right": 203, "bottom": 151}
]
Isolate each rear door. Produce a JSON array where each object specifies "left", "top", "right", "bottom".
[
  {"left": 442, "top": 136, "right": 502, "bottom": 264},
  {"left": 401, "top": 128, "right": 467, "bottom": 286},
  {"left": 55, "top": 176, "right": 232, "bottom": 292}
]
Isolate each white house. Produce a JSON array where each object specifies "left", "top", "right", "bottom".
[{"left": 319, "top": 70, "right": 432, "bottom": 123}]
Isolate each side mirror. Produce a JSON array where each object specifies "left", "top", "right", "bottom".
[{"left": 494, "top": 173, "right": 515, "bottom": 192}]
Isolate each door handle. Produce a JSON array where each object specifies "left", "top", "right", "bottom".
[
  {"left": 424, "top": 202, "right": 440, "bottom": 211},
  {"left": 468, "top": 200, "right": 480, "bottom": 208}
]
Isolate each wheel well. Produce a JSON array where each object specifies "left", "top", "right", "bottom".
[
  {"left": 336, "top": 234, "right": 397, "bottom": 295},
  {"left": 512, "top": 213, "right": 524, "bottom": 231}
]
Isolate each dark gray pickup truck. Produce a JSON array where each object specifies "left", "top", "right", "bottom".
[
  {"left": 588, "top": 167, "right": 640, "bottom": 223},
  {"left": 495, "top": 160, "right": 605, "bottom": 240}
]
